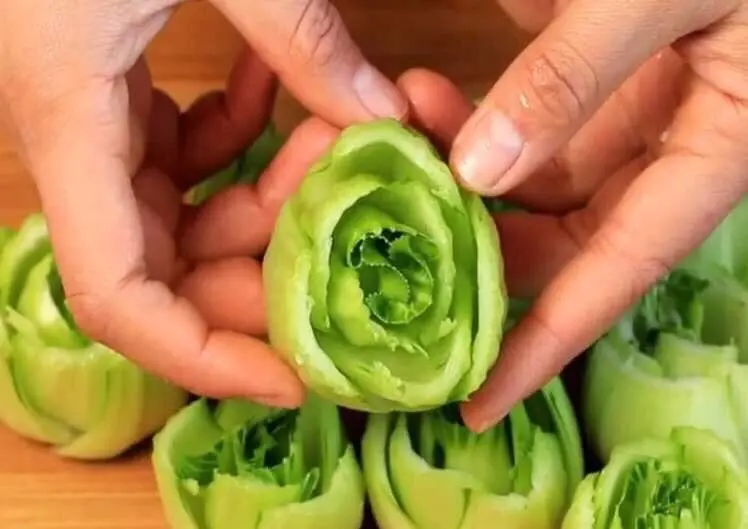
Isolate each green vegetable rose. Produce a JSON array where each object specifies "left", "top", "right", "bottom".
[
  {"left": 362, "top": 377, "right": 584, "bottom": 529},
  {"left": 562, "top": 428, "right": 748, "bottom": 528},
  {"left": 684, "top": 197, "right": 748, "bottom": 283},
  {"left": 582, "top": 261, "right": 748, "bottom": 464},
  {"left": 0, "top": 213, "right": 189, "bottom": 459},
  {"left": 151, "top": 395, "right": 365, "bottom": 529},
  {"left": 264, "top": 119, "right": 507, "bottom": 412}
]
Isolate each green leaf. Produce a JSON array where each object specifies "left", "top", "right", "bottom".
[
  {"left": 362, "top": 377, "right": 584, "bottom": 529},
  {"left": 561, "top": 428, "right": 748, "bottom": 529},
  {"left": 152, "top": 395, "right": 365, "bottom": 529},
  {"left": 0, "top": 214, "right": 188, "bottom": 460},
  {"left": 264, "top": 118, "right": 507, "bottom": 412},
  {"left": 583, "top": 262, "right": 748, "bottom": 465}
]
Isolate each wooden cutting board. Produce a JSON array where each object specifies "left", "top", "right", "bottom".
[
  {"left": 0, "top": 2, "right": 527, "bottom": 527},
  {"left": 0, "top": 427, "right": 167, "bottom": 529}
]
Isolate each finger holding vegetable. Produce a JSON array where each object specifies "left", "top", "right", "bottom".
[
  {"left": 0, "top": 0, "right": 404, "bottom": 409},
  {"left": 448, "top": 0, "right": 748, "bottom": 432},
  {"left": 0, "top": 214, "right": 190, "bottom": 459}
]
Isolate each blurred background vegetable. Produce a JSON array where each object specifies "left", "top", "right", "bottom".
[
  {"left": 582, "top": 197, "right": 748, "bottom": 465},
  {"left": 0, "top": 213, "right": 189, "bottom": 460},
  {"left": 562, "top": 427, "right": 748, "bottom": 529}
]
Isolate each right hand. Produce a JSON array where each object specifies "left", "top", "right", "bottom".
[{"left": 0, "top": 0, "right": 405, "bottom": 407}]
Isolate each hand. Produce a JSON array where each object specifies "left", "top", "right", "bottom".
[
  {"left": 445, "top": 0, "right": 748, "bottom": 431},
  {"left": 0, "top": 0, "right": 406, "bottom": 406}
]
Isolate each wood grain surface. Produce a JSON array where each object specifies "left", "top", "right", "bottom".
[{"left": 0, "top": 1, "right": 527, "bottom": 527}]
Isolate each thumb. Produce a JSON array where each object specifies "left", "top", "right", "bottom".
[
  {"left": 449, "top": 0, "right": 734, "bottom": 196},
  {"left": 209, "top": 0, "right": 407, "bottom": 127}
]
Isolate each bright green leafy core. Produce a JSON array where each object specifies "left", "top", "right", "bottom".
[
  {"left": 415, "top": 401, "right": 541, "bottom": 496},
  {"left": 152, "top": 397, "right": 365, "bottom": 529},
  {"left": 0, "top": 213, "right": 188, "bottom": 460},
  {"left": 561, "top": 428, "right": 748, "bottom": 529},
  {"left": 177, "top": 408, "right": 319, "bottom": 501},
  {"left": 626, "top": 270, "right": 710, "bottom": 353},
  {"left": 613, "top": 460, "right": 720, "bottom": 528},
  {"left": 264, "top": 119, "right": 507, "bottom": 412},
  {"left": 335, "top": 206, "right": 438, "bottom": 327},
  {"left": 362, "top": 377, "right": 584, "bottom": 529}
]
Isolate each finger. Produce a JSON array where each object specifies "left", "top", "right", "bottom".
[
  {"left": 450, "top": 0, "right": 735, "bottom": 196},
  {"left": 137, "top": 197, "right": 178, "bottom": 285},
  {"left": 461, "top": 99, "right": 748, "bottom": 432},
  {"left": 394, "top": 66, "right": 665, "bottom": 214},
  {"left": 209, "top": 0, "right": 407, "bottom": 127},
  {"left": 396, "top": 68, "right": 475, "bottom": 157},
  {"left": 132, "top": 165, "right": 182, "bottom": 235},
  {"left": 180, "top": 117, "right": 340, "bottom": 261},
  {"left": 495, "top": 0, "right": 560, "bottom": 33},
  {"left": 496, "top": 154, "right": 651, "bottom": 298},
  {"left": 502, "top": 50, "right": 684, "bottom": 213},
  {"left": 31, "top": 80, "right": 304, "bottom": 407},
  {"left": 145, "top": 88, "right": 180, "bottom": 178},
  {"left": 175, "top": 47, "right": 278, "bottom": 190},
  {"left": 176, "top": 257, "right": 267, "bottom": 337}
]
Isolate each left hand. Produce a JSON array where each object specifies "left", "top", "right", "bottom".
[{"left": 445, "top": 0, "right": 748, "bottom": 431}]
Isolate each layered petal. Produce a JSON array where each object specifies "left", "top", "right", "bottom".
[
  {"left": 562, "top": 428, "right": 748, "bottom": 529},
  {"left": 0, "top": 214, "right": 188, "bottom": 459},
  {"left": 362, "top": 377, "right": 584, "bottom": 528},
  {"left": 264, "top": 119, "right": 507, "bottom": 412},
  {"left": 583, "top": 262, "right": 748, "bottom": 464},
  {"left": 151, "top": 395, "right": 364, "bottom": 529}
]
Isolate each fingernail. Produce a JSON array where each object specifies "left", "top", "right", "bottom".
[
  {"left": 251, "top": 391, "right": 304, "bottom": 410},
  {"left": 353, "top": 64, "right": 407, "bottom": 119},
  {"left": 460, "top": 401, "right": 505, "bottom": 434},
  {"left": 452, "top": 108, "right": 524, "bottom": 194}
]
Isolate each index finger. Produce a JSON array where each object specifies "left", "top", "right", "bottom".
[{"left": 460, "top": 107, "right": 748, "bottom": 431}]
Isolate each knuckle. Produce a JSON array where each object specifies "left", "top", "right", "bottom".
[
  {"left": 588, "top": 216, "right": 671, "bottom": 294},
  {"left": 65, "top": 269, "right": 142, "bottom": 346},
  {"left": 66, "top": 292, "right": 113, "bottom": 344},
  {"left": 287, "top": 0, "right": 342, "bottom": 69},
  {"left": 519, "top": 38, "right": 599, "bottom": 129},
  {"left": 560, "top": 208, "right": 599, "bottom": 252}
]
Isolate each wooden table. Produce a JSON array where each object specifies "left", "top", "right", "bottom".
[{"left": 0, "top": 1, "right": 528, "bottom": 527}]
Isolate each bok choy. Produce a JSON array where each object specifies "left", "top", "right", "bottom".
[
  {"left": 562, "top": 427, "right": 748, "bottom": 528},
  {"left": 583, "top": 200, "right": 748, "bottom": 465},
  {"left": 362, "top": 377, "right": 584, "bottom": 528},
  {"left": 0, "top": 213, "right": 188, "bottom": 459},
  {"left": 263, "top": 119, "right": 507, "bottom": 412},
  {"left": 151, "top": 395, "right": 364, "bottom": 529}
]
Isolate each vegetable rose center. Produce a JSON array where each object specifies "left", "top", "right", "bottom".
[
  {"left": 179, "top": 408, "right": 317, "bottom": 495},
  {"left": 333, "top": 203, "right": 438, "bottom": 329},
  {"left": 614, "top": 461, "right": 718, "bottom": 528},
  {"left": 348, "top": 227, "right": 435, "bottom": 326}
]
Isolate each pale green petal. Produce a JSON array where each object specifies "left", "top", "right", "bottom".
[
  {"left": 264, "top": 119, "right": 507, "bottom": 412},
  {"left": 0, "top": 213, "right": 188, "bottom": 460},
  {"left": 363, "top": 378, "right": 584, "bottom": 529},
  {"left": 452, "top": 193, "right": 506, "bottom": 398},
  {"left": 152, "top": 396, "right": 364, "bottom": 529},
  {"left": 561, "top": 428, "right": 748, "bottom": 529}
]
